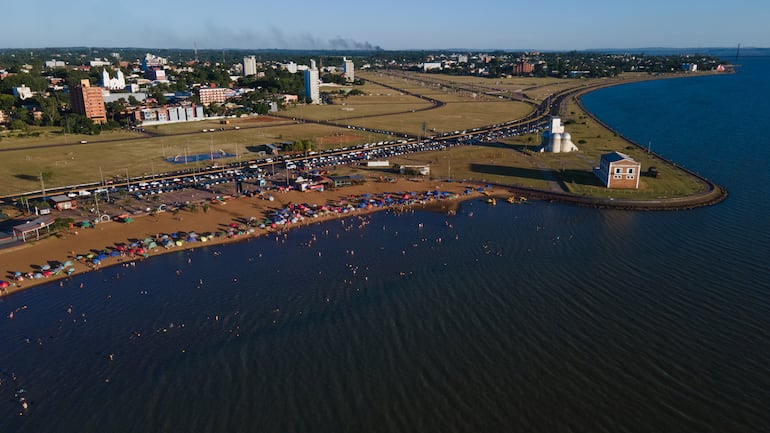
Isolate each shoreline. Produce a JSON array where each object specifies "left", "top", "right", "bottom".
[
  {"left": 0, "top": 179, "right": 496, "bottom": 298},
  {"left": 0, "top": 72, "right": 729, "bottom": 299}
]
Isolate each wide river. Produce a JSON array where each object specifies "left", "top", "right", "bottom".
[{"left": 1, "top": 58, "right": 769, "bottom": 432}]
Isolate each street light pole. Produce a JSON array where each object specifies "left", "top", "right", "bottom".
[{"left": 39, "top": 172, "right": 46, "bottom": 198}]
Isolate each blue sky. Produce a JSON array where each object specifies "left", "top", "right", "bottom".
[{"left": 3, "top": 0, "right": 767, "bottom": 50}]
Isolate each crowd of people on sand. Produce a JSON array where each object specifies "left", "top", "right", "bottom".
[{"left": 2, "top": 185, "right": 491, "bottom": 296}]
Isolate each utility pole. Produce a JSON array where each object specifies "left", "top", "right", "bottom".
[
  {"left": 39, "top": 172, "right": 46, "bottom": 198},
  {"left": 100, "top": 166, "right": 110, "bottom": 202}
]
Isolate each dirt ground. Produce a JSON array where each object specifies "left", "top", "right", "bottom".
[
  {"left": 0, "top": 178, "right": 506, "bottom": 298},
  {"left": 231, "top": 116, "right": 284, "bottom": 124}
]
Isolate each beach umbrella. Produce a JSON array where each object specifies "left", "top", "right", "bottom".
[
  {"left": 148, "top": 242, "right": 158, "bottom": 249},
  {"left": 97, "top": 254, "right": 108, "bottom": 261},
  {"left": 92, "top": 258, "right": 101, "bottom": 265},
  {"left": 143, "top": 238, "right": 153, "bottom": 245},
  {"left": 41, "top": 264, "right": 51, "bottom": 271},
  {"left": 175, "top": 240, "right": 183, "bottom": 247},
  {"left": 67, "top": 268, "right": 75, "bottom": 275},
  {"left": 13, "top": 271, "right": 22, "bottom": 277},
  {"left": 63, "top": 260, "right": 74, "bottom": 267},
  {"left": 34, "top": 273, "right": 44, "bottom": 279},
  {"left": 110, "top": 251, "right": 120, "bottom": 257},
  {"left": 0, "top": 281, "right": 9, "bottom": 288},
  {"left": 86, "top": 253, "right": 95, "bottom": 259},
  {"left": 42, "top": 270, "right": 52, "bottom": 277}
]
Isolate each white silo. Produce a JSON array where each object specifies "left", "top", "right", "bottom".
[
  {"left": 561, "top": 132, "right": 578, "bottom": 152},
  {"left": 551, "top": 133, "right": 562, "bottom": 153}
]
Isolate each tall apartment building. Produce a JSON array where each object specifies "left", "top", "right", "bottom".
[
  {"left": 304, "top": 59, "right": 320, "bottom": 104},
  {"left": 243, "top": 55, "right": 257, "bottom": 76},
  {"left": 70, "top": 79, "right": 107, "bottom": 124},
  {"left": 196, "top": 87, "right": 229, "bottom": 105},
  {"left": 342, "top": 57, "right": 354, "bottom": 82},
  {"left": 512, "top": 60, "right": 534, "bottom": 75}
]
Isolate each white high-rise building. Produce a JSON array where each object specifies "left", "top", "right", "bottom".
[
  {"left": 284, "top": 61, "right": 298, "bottom": 74},
  {"left": 342, "top": 57, "right": 354, "bottom": 82},
  {"left": 304, "top": 59, "right": 320, "bottom": 104},
  {"left": 243, "top": 56, "right": 257, "bottom": 76}
]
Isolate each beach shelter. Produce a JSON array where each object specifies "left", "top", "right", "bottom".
[{"left": 12, "top": 218, "right": 55, "bottom": 242}]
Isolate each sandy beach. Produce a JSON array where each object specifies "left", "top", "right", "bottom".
[{"left": 0, "top": 178, "right": 502, "bottom": 298}]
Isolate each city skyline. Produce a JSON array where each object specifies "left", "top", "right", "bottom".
[{"left": 2, "top": 0, "right": 768, "bottom": 51}]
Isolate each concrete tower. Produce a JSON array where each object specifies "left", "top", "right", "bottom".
[
  {"left": 342, "top": 57, "right": 354, "bottom": 82},
  {"left": 304, "top": 59, "right": 320, "bottom": 104},
  {"left": 243, "top": 55, "right": 257, "bottom": 76}
]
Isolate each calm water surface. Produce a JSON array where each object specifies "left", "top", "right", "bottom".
[{"left": 1, "top": 58, "right": 769, "bottom": 432}]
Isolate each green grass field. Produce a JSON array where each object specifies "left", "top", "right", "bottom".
[
  {"left": 346, "top": 101, "right": 533, "bottom": 136},
  {"left": 0, "top": 126, "right": 145, "bottom": 148},
  {"left": 0, "top": 123, "right": 391, "bottom": 195}
]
